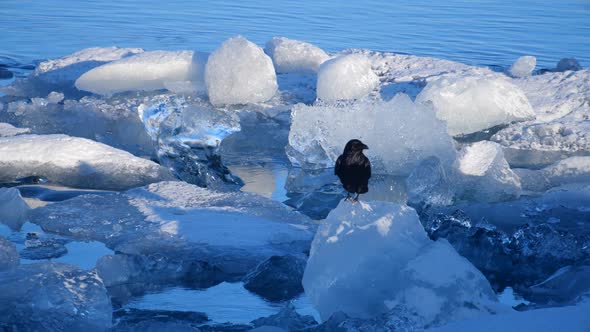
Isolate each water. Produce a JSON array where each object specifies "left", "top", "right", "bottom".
[{"left": 2, "top": 0, "right": 589, "bottom": 68}]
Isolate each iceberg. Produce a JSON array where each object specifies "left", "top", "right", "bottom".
[
  {"left": 265, "top": 37, "right": 329, "bottom": 74},
  {"left": 509, "top": 56, "right": 536, "bottom": 78},
  {"left": 0, "top": 188, "right": 30, "bottom": 230},
  {"left": 287, "top": 94, "right": 456, "bottom": 175},
  {"left": 75, "top": 50, "right": 208, "bottom": 96},
  {"left": 0, "top": 134, "right": 174, "bottom": 190},
  {"left": 0, "top": 236, "right": 19, "bottom": 271},
  {"left": 205, "top": 36, "right": 278, "bottom": 106},
  {"left": 416, "top": 71, "right": 534, "bottom": 136},
  {"left": 0, "top": 262, "right": 112, "bottom": 331},
  {"left": 316, "top": 54, "right": 379, "bottom": 101},
  {"left": 303, "top": 200, "right": 498, "bottom": 326}
]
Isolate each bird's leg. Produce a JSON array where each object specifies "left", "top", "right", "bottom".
[
  {"left": 352, "top": 193, "right": 360, "bottom": 203},
  {"left": 345, "top": 193, "right": 352, "bottom": 201}
]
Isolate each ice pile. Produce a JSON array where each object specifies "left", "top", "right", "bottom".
[
  {"left": 416, "top": 71, "right": 534, "bottom": 136},
  {"left": 303, "top": 201, "right": 499, "bottom": 327},
  {"left": 76, "top": 50, "right": 209, "bottom": 95},
  {"left": 205, "top": 36, "right": 278, "bottom": 106},
  {"left": 0, "top": 134, "right": 174, "bottom": 190},
  {"left": 287, "top": 94, "right": 456, "bottom": 175},
  {"left": 509, "top": 56, "right": 536, "bottom": 78},
  {"left": 516, "top": 156, "right": 590, "bottom": 192},
  {"left": 30, "top": 181, "right": 313, "bottom": 279},
  {"left": 0, "top": 236, "right": 19, "bottom": 271},
  {"left": 0, "top": 188, "right": 30, "bottom": 229},
  {"left": 316, "top": 54, "right": 379, "bottom": 101},
  {"left": 2, "top": 46, "right": 143, "bottom": 97},
  {"left": 0, "top": 262, "right": 112, "bottom": 331},
  {"left": 265, "top": 37, "right": 330, "bottom": 73}
]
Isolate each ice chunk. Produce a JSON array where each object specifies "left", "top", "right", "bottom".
[
  {"left": 0, "top": 236, "right": 19, "bottom": 271},
  {"left": 509, "top": 56, "right": 536, "bottom": 78},
  {"left": 265, "top": 37, "right": 329, "bottom": 74},
  {"left": 516, "top": 156, "right": 590, "bottom": 192},
  {"left": 31, "top": 181, "right": 313, "bottom": 278},
  {"left": 525, "top": 265, "right": 590, "bottom": 305},
  {"left": 0, "top": 262, "right": 112, "bottom": 331},
  {"left": 454, "top": 141, "right": 521, "bottom": 202},
  {"left": 316, "top": 54, "right": 379, "bottom": 101},
  {"left": 205, "top": 36, "right": 278, "bottom": 106},
  {"left": 303, "top": 201, "right": 498, "bottom": 325},
  {"left": 406, "top": 156, "right": 455, "bottom": 208},
  {"left": 0, "top": 122, "right": 30, "bottom": 137},
  {"left": 0, "top": 188, "right": 30, "bottom": 230},
  {"left": 251, "top": 304, "right": 317, "bottom": 331},
  {"left": 244, "top": 255, "right": 306, "bottom": 301},
  {"left": 416, "top": 71, "right": 534, "bottom": 136},
  {"left": 2, "top": 47, "right": 143, "bottom": 97},
  {"left": 76, "top": 50, "right": 208, "bottom": 96},
  {"left": 556, "top": 58, "right": 582, "bottom": 72},
  {"left": 0, "top": 134, "right": 174, "bottom": 190},
  {"left": 287, "top": 94, "right": 456, "bottom": 175}
]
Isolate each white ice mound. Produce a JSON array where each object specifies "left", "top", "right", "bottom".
[
  {"left": 31, "top": 181, "right": 313, "bottom": 276},
  {"left": 0, "top": 123, "right": 30, "bottom": 137},
  {"left": 75, "top": 50, "right": 208, "bottom": 95},
  {"left": 265, "top": 37, "right": 330, "bottom": 73},
  {"left": 455, "top": 141, "right": 521, "bottom": 202},
  {"left": 0, "top": 262, "right": 112, "bottom": 331},
  {"left": 303, "top": 201, "right": 498, "bottom": 325},
  {"left": 0, "top": 236, "right": 19, "bottom": 271},
  {"left": 316, "top": 54, "right": 379, "bottom": 101},
  {"left": 509, "top": 56, "right": 536, "bottom": 78},
  {"left": 0, "top": 134, "right": 174, "bottom": 190},
  {"left": 287, "top": 94, "right": 456, "bottom": 175},
  {"left": 0, "top": 188, "right": 30, "bottom": 230},
  {"left": 516, "top": 156, "right": 590, "bottom": 192},
  {"left": 205, "top": 36, "right": 278, "bottom": 106},
  {"left": 416, "top": 72, "right": 534, "bottom": 136}
]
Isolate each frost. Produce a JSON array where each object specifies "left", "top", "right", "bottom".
[
  {"left": 316, "top": 54, "right": 379, "bottom": 101},
  {"left": 265, "top": 37, "right": 329, "bottom": 73}
]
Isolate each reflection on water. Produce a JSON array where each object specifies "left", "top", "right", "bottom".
[{"left": 124, "top": 282, "right": 319, "bottom": 324}]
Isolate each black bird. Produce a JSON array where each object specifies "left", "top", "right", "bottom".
[{"left": 335, "top": 139, "right": 371, "bottom": 202}]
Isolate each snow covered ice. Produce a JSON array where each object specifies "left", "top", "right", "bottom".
[
  {"left": 0, "top": 122, "right": 30, "bottom": 137},
  {"left": 75, "top": 50, "right": 208, "bottom": 96},
  {"left": 516, "top": 156, "right": 590, "bottom": 192},
  {"left": 416, "top": 70, "right": 535, "bottom": 135},
  {"left": 509, "top": 56, "right": 536, "bottom": 78},
  {"left": 316, "top": 54, "right": 379, "bottom": 101},
  {"left": 287, "top": 94, "right": 457, "bottom": 174},
  {"left": 205, "top": 36, "right": 278, "bottom": 106},
  {"left": 303, "top": 200, "right": 499, "bottom": 327},
  {"left": 265, "top": 37, "right": 330, "bottom": 74},
  {"left": 0, "top": 134, "right": 174, "bottom": 190}
]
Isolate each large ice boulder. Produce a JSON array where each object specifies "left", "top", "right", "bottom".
[
  {"left": 416, "top": 72, "right": 534, "bottom": 136},
  {"left": 2, "top": 47, "right": 143, "bottom": 97},
  {"left": 265, "top": 37, "right": 329, "bottom": 74},
  {"left": 30, "top": 181, "right": 313, "bottom": 278},
  {"left": 316, "top": 54, "right": 379, "bottom": 101},
  {"left": 0, "top": 236, "right": 19, "bottom": 271},
  {"left": 205, "top": 36, "right": 278, "bottom": 106},
  {"left": 0, "top": 262, "right": 112, "bottom": 331},
  {"left": 303, "top": 201, "right": 498, "bottom": 326},
  {"left": 0, "top": 188, "right": 30, "bottom": 230},
  {"left": 75, "top": 50, "right": 208, "bottom": 96},
  {"left": 287, "top": 94, "right": 456, "bottom": 175},
  {"left": 509, "top": 56, "right": 536, "bottom": 78},
  {"left": 0, "top": 134, "right": 174, "bottom": 190},
  {"left": 516, "top": 156, "right": 590, "bottom": 192},
  {"left": 454, "top": 141, "right": 521, "bottom": 202}
]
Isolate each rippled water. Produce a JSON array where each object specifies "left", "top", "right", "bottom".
[{"left": 2, "top": 0, "right": 589, "bottom": 67}]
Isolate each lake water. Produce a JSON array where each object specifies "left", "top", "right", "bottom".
[{"left": 2, "top": 0, "right": 589, "bottom": 68}]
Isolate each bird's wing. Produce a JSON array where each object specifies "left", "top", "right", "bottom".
[
  {"left": 364, "top": 157, "right": 372, "bottom": 179},
  {"left": 335, "top": 156, "right": 343, "bottom": 176}
]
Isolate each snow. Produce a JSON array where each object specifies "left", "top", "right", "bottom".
[
  {"left": 287, "top": 94, "right": 456, "bottom": 175},
  {"left": 509, "top": 56, "right": 536, "bottom": 78},
  {"left": 0, "top": 188, "right": 30, "bottom": 230},
  {"left": 31, "top": 181, "right": 313, "bottom": 277},
  {"left": 265, "top": 37, "right": 330, "bottom": 74},
  {"left": 303, "top": 200, "right": 498, "bottom": 326},
  {"left": 205, "top": 36, "right": 278, "bottom": 106},
  {"left": 0, "top": 236, "right": 19, "bottom": 271},
  {"left": 416, "top": 70, "right": 535, "bottom": 136},
  {"left": 75, "top": 50, "right": 208, "bottom": 96},
  {"left": 0, "top": 122, "right": 30, "bottom": 137},
  {"left": 316, "top": 54, "right": 379, "bottom": 101},
  {"left": 516, "top": 156, "right": 590, "bottom": 192},
  {"left": 0, "top": 262, "right": 112, "bottom": 331},
  {"left": 454, "top": 141, "right": 521, "bottom": 202},
  {"left": 0, "top": 134, "right": 174, "bottom": 190}
]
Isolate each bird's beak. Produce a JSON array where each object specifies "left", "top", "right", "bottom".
[{"left": 363, "top": 144, "right": 369, "bottom": 150}]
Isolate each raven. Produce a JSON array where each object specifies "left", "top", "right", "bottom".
[{"left": 335, "top": 139, "right": 371, "bottom": 202}]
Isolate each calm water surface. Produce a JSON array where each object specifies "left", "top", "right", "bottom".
[{"left": 2, "top": 0, "right": 589, "bottom": 68}]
